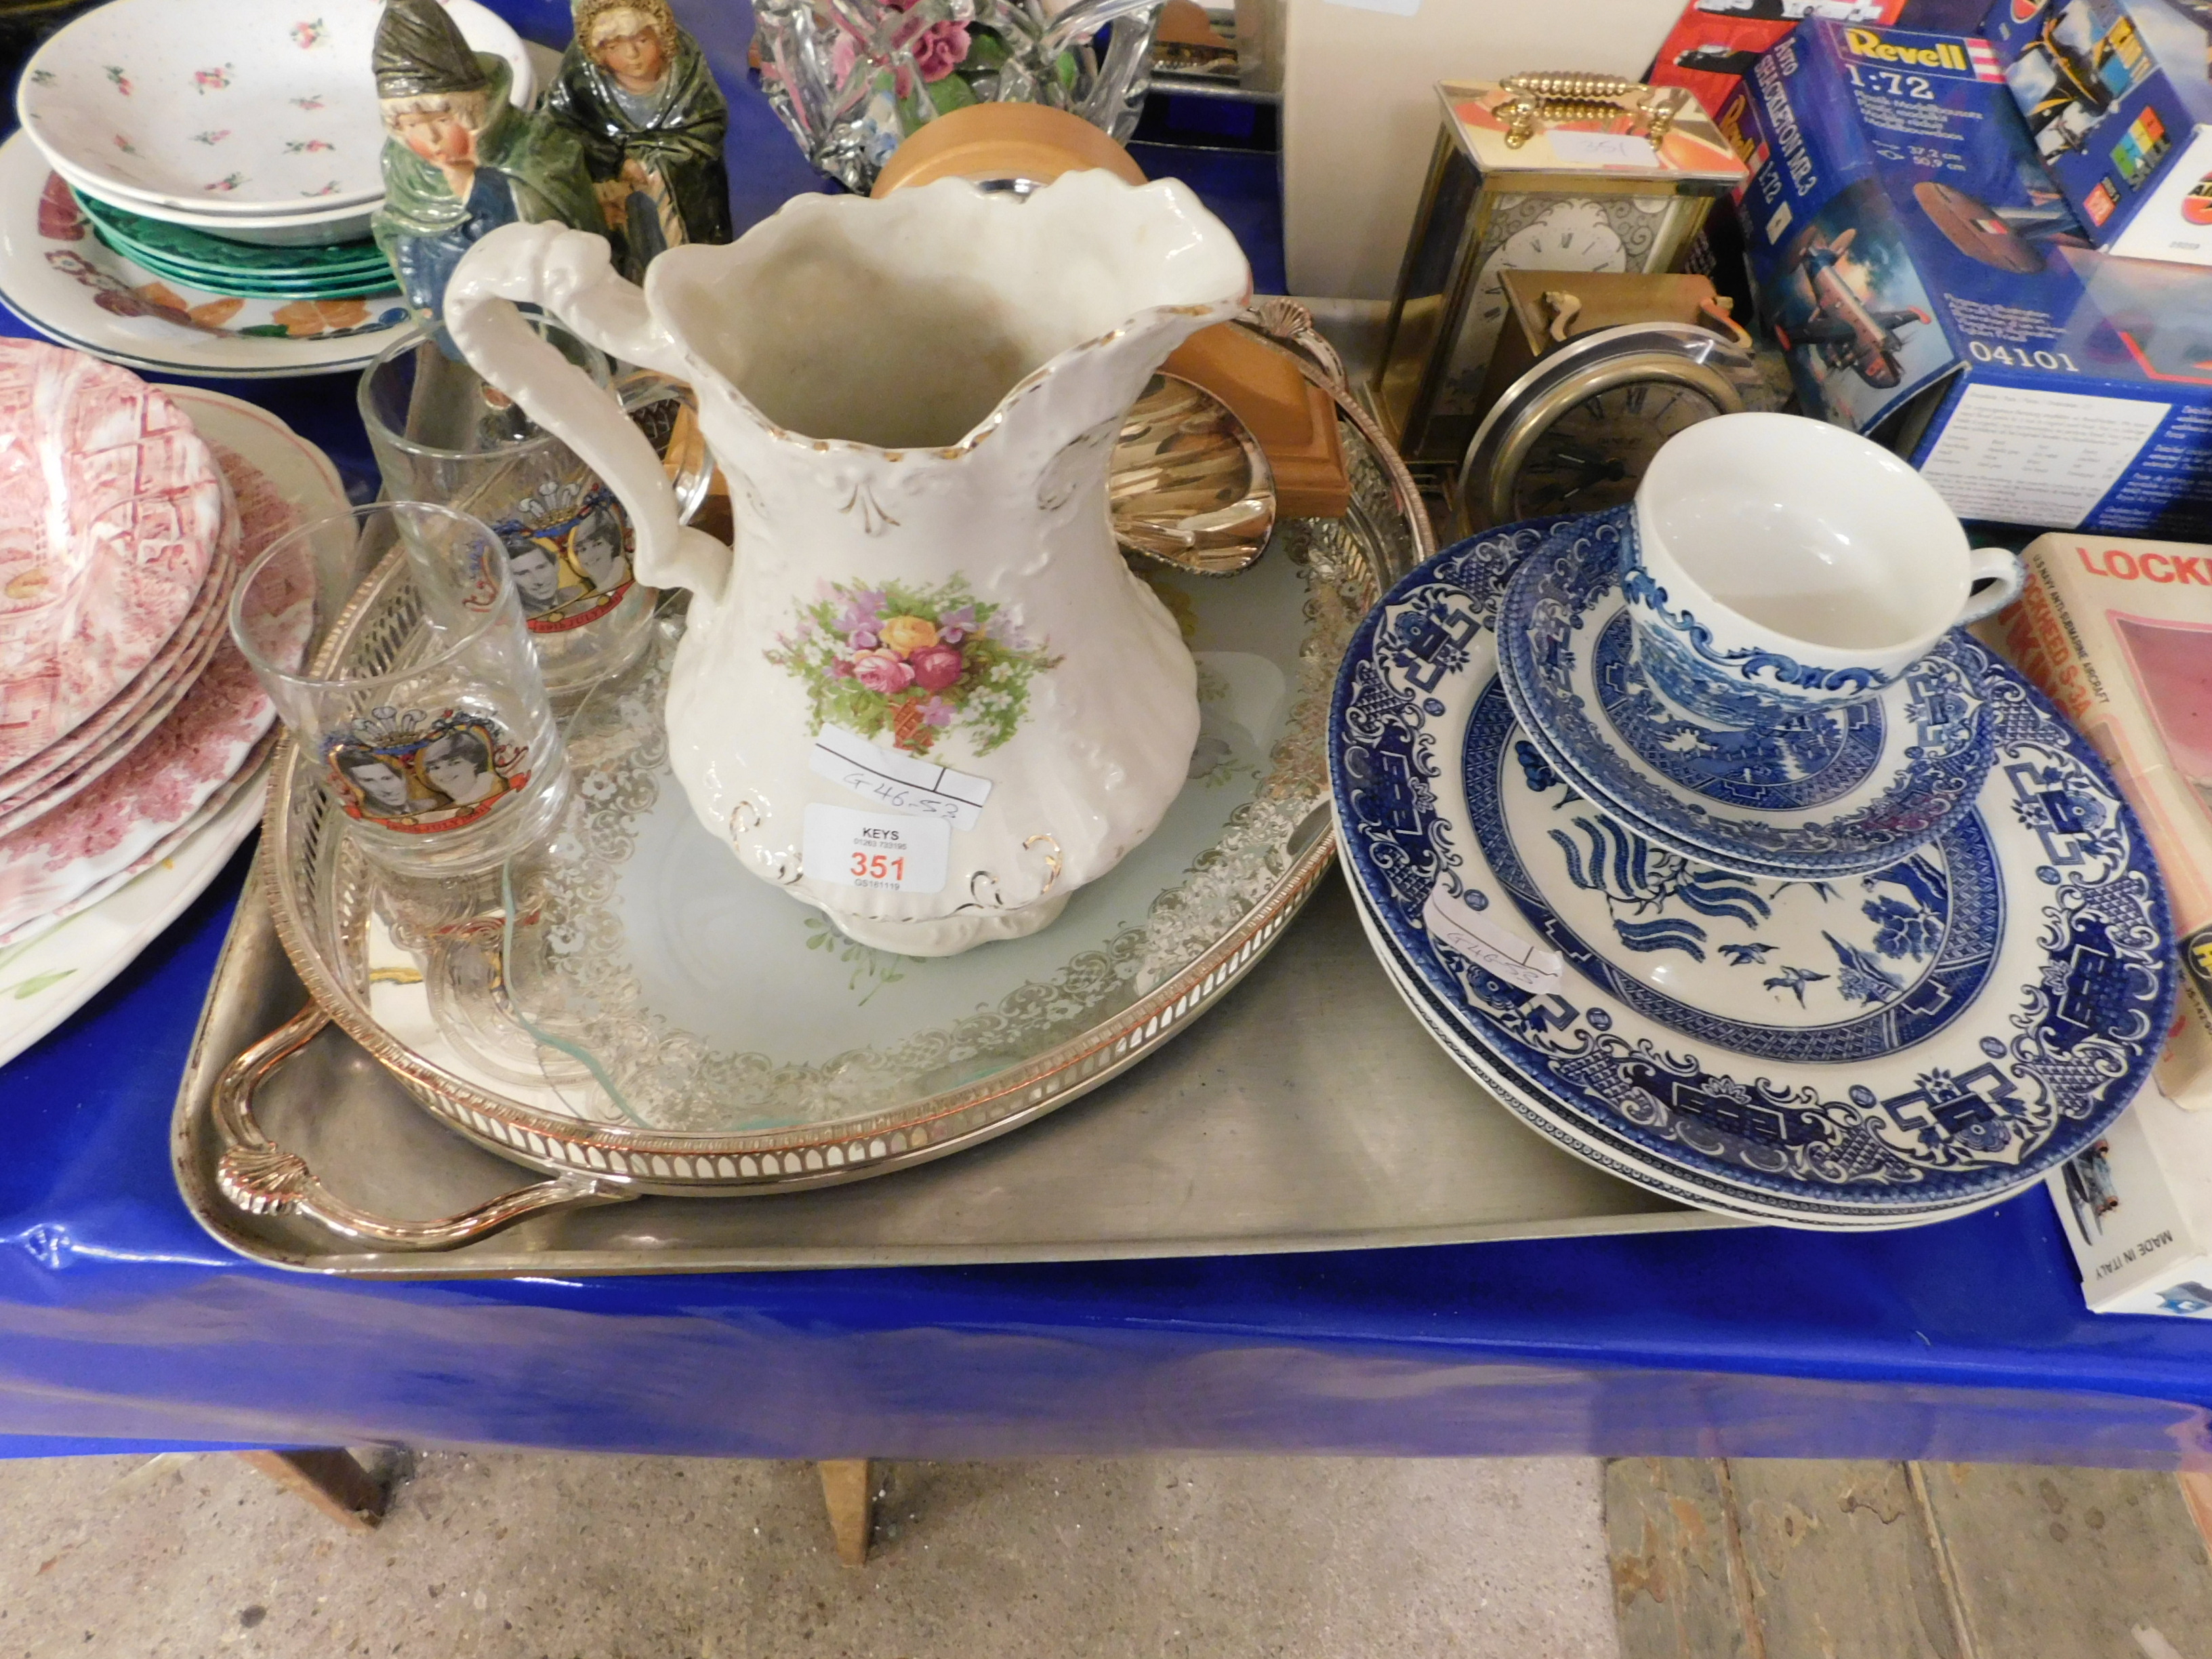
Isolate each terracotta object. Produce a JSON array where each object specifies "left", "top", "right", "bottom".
[
  {"left": 1162, "top": 321, "right": 1347, "bottom": 520},
  {"left": 869, "top": 102, "right": 1147, "bottom": 195}
]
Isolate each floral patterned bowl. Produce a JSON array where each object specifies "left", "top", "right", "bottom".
[
  {"left": 16, "top": 0, "right": 530, "bottom": 220},
  {"left": 41, "top": 150, "right": 377, "bottom": 245}
]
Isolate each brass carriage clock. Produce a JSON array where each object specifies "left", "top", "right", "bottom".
[{"left": 1370, "top": 73, "right": 1748, "bottom": 472}]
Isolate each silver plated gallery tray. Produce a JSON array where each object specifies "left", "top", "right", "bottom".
[
  {"left": 207, "top": 344, "right": 1439, "bottom": 1229},
  {"left": 173, "top": 861, "right": 1742, "bottom": 1274}
]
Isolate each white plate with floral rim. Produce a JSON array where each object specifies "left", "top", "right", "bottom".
[
  {"left": 0, "top": 752, "right": 265, "bottom": 1068},
  {"left": 16, "top": 0, "right": 529, "bottom": 217},
  {"left": 1331, "top": 524, "right": 2176, "bottom": 1218},
  {"left": 0, "top": 133, "right": 418, "bottom": 378}
]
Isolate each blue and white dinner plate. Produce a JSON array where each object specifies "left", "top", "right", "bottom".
[
  {"left": 1339, "top": 851, "right": 1980, "bottom": 1229},
  {"left": 1495, "top": 507, "right": 1995, "bottom": 881},
  {"left": 1330, "top": 520, "right": 2176, "bottom": 1219}
]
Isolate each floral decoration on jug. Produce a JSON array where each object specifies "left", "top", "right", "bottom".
[{"left": 768, "top": 578, "right": 1060, "bottom": 758}]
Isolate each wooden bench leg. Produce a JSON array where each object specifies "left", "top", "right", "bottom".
[
  {"left": 2183, "top": 1470, "right": 2212, "bottom": 1556},
  {"left": 818, "top": 1458, "right": 874, "bottom": 1566},
  {"left": 236, "top": 1449, "right": 386, "bottom": 1532}
]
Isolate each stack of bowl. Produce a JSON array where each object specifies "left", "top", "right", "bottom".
[{"left": 2, "top": 0, "right": 529, "bottom": 369}]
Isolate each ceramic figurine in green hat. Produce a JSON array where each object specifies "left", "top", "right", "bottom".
[
  {"left": 546, "top": 0, "right": 731, "bottom": 281},
  {"left": 371, "top": 0, "right": 600, "bottom": 342}
]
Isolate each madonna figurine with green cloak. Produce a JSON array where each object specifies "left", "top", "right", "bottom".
[
  {"left": 546, "top": 0, "right": 731, "bottom": 281},
  {"left": 371, "top": 0, "right": 600, "bottom": 344}
]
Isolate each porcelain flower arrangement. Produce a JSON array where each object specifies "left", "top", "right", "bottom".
[{"left": 767, "top": 578, "right": 1061, "bottom": 758}]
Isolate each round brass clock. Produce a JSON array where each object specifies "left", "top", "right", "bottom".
[{"left": 1458, "top": 323, "right": 1759, "bottom": 529}]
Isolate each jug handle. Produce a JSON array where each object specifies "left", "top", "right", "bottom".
[{"left": 445, "top": 223, "right": 733, "bottom": 605}]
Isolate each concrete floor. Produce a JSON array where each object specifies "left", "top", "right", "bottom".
[{"left": 0, "top": 1451, "right": 1620, "bottom": 1659}]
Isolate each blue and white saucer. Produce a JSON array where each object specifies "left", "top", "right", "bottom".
[
  {"left": 1495, "top": 506, "right": 1993, "bottom": 881},
  {"left": 1330, "top": 523, "right": 2175, "bottom": 1220}
]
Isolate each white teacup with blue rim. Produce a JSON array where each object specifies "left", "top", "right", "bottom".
[{"left": 1625, "top": 413, "right": 2021, "bottom": 724}]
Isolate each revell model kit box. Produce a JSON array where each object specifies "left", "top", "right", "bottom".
[
  {"left": 1729, "top": 19, "right": 2212, "bottom": 539},
  {"left": 1982, "top": 0, "right": 2212, "bottom": 265}
]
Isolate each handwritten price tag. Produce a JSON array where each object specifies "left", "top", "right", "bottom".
[
  {"left": 809, "top": 724, "right": 992, "bottom": 830},
  {"left": 1544, "top": 129, "right": 1660, "bottom": 169},
  {"left": 1422, "top": 882, "right": 1563, "bottom": 994},
  {"left": 803, "top": 804, "right": 950, "bottom": 895}
]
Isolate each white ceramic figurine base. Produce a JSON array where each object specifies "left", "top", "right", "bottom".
[{"left": 445, "top": 171, "right": 1250, "bottom": 955}]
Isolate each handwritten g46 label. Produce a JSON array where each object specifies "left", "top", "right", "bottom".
[
  {"left": 1423, "top": 882, "right": 1563, "bottom": 994},
  {"left": 1545, "top": 129, "right": 1660, "bottom": 169},
  {"left": 809, "top": 724, "right": 992, "bottom": 830},
  {"left": 804, "top": 804, "right": 949, "bottom": 894}
]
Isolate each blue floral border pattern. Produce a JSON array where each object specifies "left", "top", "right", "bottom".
[
  {"left": 1500, "top": 508, "right": 1993, "bottom": 878},
  {"left": 1591, "top": 609, "right": 1885, "bottom": 811},
  {"left": 1330, "top": 523, "right": 2176, "bottom": 1209}
]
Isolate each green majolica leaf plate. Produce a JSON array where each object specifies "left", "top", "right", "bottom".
[{"left": 72, "top": 190, "right": 390, "bottom": 281}]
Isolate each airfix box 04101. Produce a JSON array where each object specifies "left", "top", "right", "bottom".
[
  {"left": 1982, "top": 0, "right": 2212, "bottom": 266},
  {"left": 1728, "top": 18, "right": 2212, "bottom": 539}
]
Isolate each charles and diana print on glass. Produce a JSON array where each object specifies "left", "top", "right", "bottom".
[{"left": 323, "top": 705, "right": 531, "bottom": 834}]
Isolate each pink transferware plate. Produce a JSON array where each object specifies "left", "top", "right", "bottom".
[
  {"left": 0, "top": 539, "right": 233, "bottom": 831},
  {"left": 0, "top": 386, "right": 344, "bottom": 937},
  {"left": 0, "top": 627, "right": 274, "bottom": 938},
  {"left": 0, "top": 737, "right": 271, "bottom": 1061},
  {"left": 0, "top": 404, "right": 313, "bottom": 834},
  {"left": 0, "top": 729, "right": 273, "bottom": 951},
  {"left": 0, "top": 339, "right": 230, "bottom": 770}
]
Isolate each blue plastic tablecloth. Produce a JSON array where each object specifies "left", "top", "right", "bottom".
[{"left": 0, "top": 1, "right": 2208, "bottom": 1471}]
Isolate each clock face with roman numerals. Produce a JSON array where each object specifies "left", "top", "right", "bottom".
[{"left": 1504, "top": 375, "right": 1727, "bottom": 520}]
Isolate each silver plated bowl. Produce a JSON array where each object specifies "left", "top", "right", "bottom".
[{"left": 217, "top": 333, "right": 1429, "bottom": 1240}]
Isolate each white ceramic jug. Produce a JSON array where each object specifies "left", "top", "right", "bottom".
[{"left": 444, "top": 171, "right": 1249, "bottom": 955}]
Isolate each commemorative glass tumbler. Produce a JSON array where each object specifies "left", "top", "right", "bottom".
[
  {"left": 229, "top": 501, "right": 571, "bottom": 878},
  {"left": 359, "top": 321, "right": 708, "bottom": 697}
]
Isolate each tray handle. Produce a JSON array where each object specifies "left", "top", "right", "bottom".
[
  {"left": 1240, "top": 299, "right": 1349, "bottom": 395},
  {"left": 213, "top": 1004, "right": 630, "bottom": 1250}
]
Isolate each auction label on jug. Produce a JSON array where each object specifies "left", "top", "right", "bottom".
[
  {"left": 804, "top": 804, "right": 950, "bottom": 894},
  {"left": 810, "top": 724, "right": 991, "bottom": 830}
]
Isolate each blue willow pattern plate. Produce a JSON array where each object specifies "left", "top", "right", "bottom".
[
  {"left": 1339, "top": 855, "right": 1965, "bottom": 1227},
  {"left": 1495, "top": 507, "right": 1994, "bottom": 880},
  {"left": 1329, "top": 521, "right": 2176, "bottom": 1214}
]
